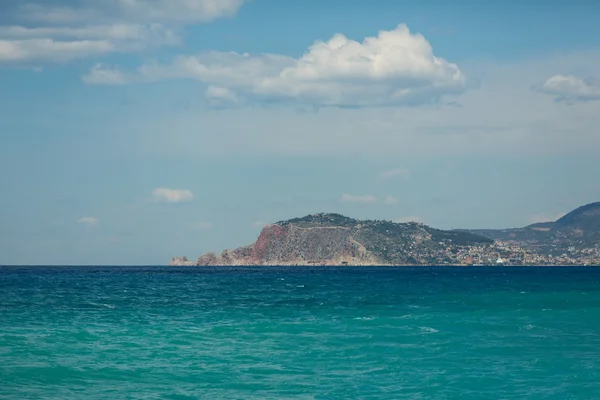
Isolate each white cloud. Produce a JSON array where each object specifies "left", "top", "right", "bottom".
[
  {"left": 0, "top": 24, "right": 177, "bottom": 64},
  {"left": 341, "top": 194, "right": 378, "bottom": 204},
  {"left": 84, "top": 24, "right": 467, "bottom": 107},
  {"left": 0, "top": 0, "right": 245, "bottom": 65},
  {"left": 378, "top": 168, "right": 410, "bottom": 180},
  {"left": 535, "top": 74, "right": 600, "bottom": 103},
  {"left": 71, "top": 48, "right": 600, "bottom": 163},
  {"left": 77, "top": 216, "right": 99, "bottom": 226},
  {"left": 0, "top": 38, "right": 115, "bottom": 63},
  {"left": 205, "top": 85, "right": 239, "bottom": 104},
  {"left": 84, "top": 51, "right": 295, "bottom": 85},
  {"left": 252, "top": 221, "right": 267, "bottom": 228},
  {"left": 191, "top": 221, "right": 213, "bottom": 230},
  {"left": 383, "top": 196, "right": 400, "bottom": 205},
  {"left": 83, "top": 63, "right": 129, "bottom": 84},
  {"left": 0, "top": 24, "right": 177, "bottom": 42},
  {"left": 151, "top": 188, "right": 193, "bottom": 203},
  {"left": 18, "top": 0, "right": 246, "bottom": 24},
  {"left": 393, "top": 216, "right": 423, "bottom": 224}
]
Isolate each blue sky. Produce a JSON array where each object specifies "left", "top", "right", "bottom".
[{"left": 1, "top": 0, "right": 600, "bottom": 265}]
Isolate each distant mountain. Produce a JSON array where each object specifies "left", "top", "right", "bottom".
[
  {"left": 170, "top": 213, "right": 493, "bottom": 266},
  {"left": 555, "top": 202, "right": 600, "bottom": 231},
  {"left": 461, "top": 202, "right": 600, "bottom": 254}
]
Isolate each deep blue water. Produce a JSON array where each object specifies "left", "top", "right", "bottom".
[{"left": 1, "top": 266, "right": 600, "bottom": 399}]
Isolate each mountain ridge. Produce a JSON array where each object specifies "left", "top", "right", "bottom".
[{"left": 461, "top": 202, "right": 600, "bottom": 255}]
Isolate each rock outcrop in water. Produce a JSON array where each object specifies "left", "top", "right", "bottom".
[{"left": 170, "top": 213, "right": 493, "bottom": 266}]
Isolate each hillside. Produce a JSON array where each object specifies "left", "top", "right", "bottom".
[
  {"left": 171, "top": 213, "right": 493, "bottom": 266},
  {"left": 461, "top": 202, "right": 600, "bottom": 254},
  {"left": 555, "top": 202, "right": 600, "bottom": 231}
]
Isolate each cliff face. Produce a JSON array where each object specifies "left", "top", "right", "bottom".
[{"left": 170, "top": 213, "right": 493, "bottom": 266}]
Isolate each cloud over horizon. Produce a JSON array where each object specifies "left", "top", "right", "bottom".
[
  {"left": 535, "top": 74, "right": 600, "bottom": 103},
  {"left": 83, "top": 24, "right": 467, "bottom": 107},
  {"left": 378, "top": 168, "right": 410, "bottom": 180},
  {"left": 383, "top": 196, "right": 400, "bottom": 205},
  {"left": 77, "top": 216, "right": 99, "bottom": 226},
  {"left": 341, "top": 194, "right": 378, "bottom": 204},
  {"left": 339, "top": 194, "right": 399, "bottom": 205},
  {"left": 151, "top": 188, "right": 194, "bottom": 203}
]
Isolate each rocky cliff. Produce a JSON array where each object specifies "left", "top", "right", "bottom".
[{"left": 170, "top": 213, "right": 493, "bottom": 266}]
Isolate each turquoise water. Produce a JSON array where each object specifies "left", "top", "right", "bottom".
[{"left": 1, "top": 266, "right": 600, "bottom": 399}]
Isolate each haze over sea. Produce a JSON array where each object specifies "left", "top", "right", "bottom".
[{"left": 1, "top": 266, "right": 599, "bottom": 399}]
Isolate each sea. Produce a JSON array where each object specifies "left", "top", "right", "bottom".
[{"left": 1, "top": 266, "right": 599, "bottom": 399}]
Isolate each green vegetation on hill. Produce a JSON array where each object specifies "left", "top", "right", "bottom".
[
  {"left": 278, "top": 213, "right": 358, "bottom": 227},
  {"left": 556, "top": 202, "right": 600, "bottom": 231},
  {"left": 274, "top": 213, "right": 493, "bottom": 265},
  {"left": 279, "top": 213, "right": 493, "bottom": 246}
]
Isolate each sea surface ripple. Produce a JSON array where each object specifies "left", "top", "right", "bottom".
[{"left": 1, "top": 266, "right": 599, "bottom": 399}]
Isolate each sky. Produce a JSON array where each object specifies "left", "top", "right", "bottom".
[{"left": 1, "top": 0, "right": 600, "bottom": 265}]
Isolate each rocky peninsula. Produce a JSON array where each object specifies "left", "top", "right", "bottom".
[
  {"left": 170, "top": 202, "right": 600, "bottom": 266},
  {"left": 170, "top": 213, "right": 493, "bottom": 266}
]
